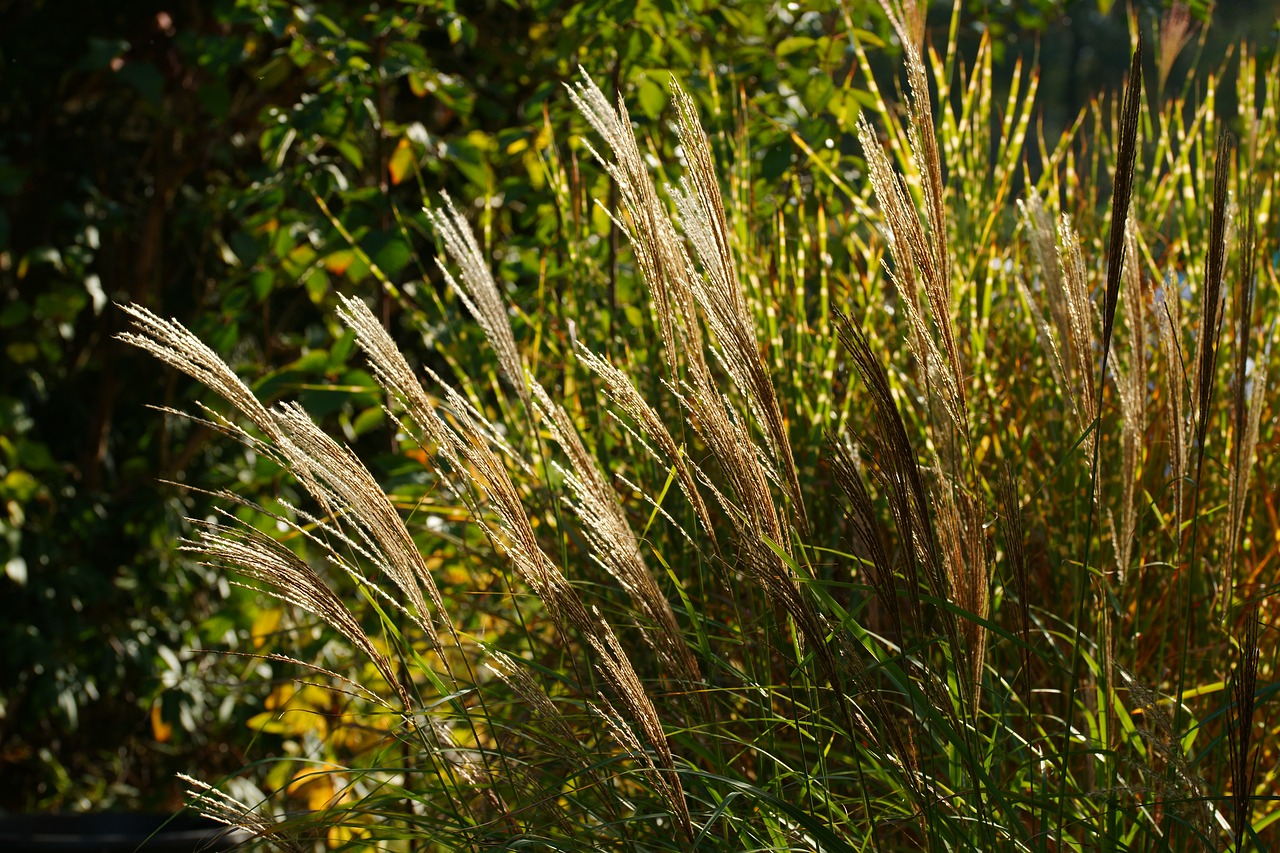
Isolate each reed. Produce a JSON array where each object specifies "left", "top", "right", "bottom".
[{"left": 122, "top": 9, "right": 1277, "bottom": 850}]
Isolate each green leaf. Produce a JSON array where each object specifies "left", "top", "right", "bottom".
[
  {"left": 304, "top": 267, "right": 329, "bottom": 304},
  {"left": 364, "top": 230, "right": 412, "bottom": 279},
  {"left": 776, "top": 36, "right": 815, "bottom": 59},
  {"left": 350, "top": 406, "right": 385, "bottom": 437},
  {"left": 250, "top": 270, "right": 275, "bottom": 302},
  {"left": 0, "top": 300, "right": 30, "bottom": 328},
  {"left": 636, "top": 73, "right": 667, "bottom": 120},
  {"left": 332, "top": 139, "right": 365, "bottom": 170}
]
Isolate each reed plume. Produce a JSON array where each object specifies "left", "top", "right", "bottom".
[
  {"left": 669, "top": 79, "right": 809, "bottom": 536},
  {"left": 1099, "top": 36, "right": 1142, "bottom": 375},
  {"left": 529, "top": 380, "right": 702, "bottom": 689},
  {"left": 425, "top": 193, "right": 528, "bottom": 404},
  {"left": 1192, "top": 132, "right": 1232, "bottom": 454},
  {"left": 1225, "top": 188, "right": 1266, "bottom": 605},
  {"left": 1226, "top": 606, "right": 1261, "bottom": 852},
  {"left": 119, "top": 305, "right": 447, "bottom": 637}
]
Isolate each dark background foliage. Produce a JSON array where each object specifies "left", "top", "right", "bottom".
[{"left": 0, "top": 0, "right": 1272, "bottom": 813}]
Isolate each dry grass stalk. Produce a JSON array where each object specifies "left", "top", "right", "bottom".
[
  {"left": 1017, "top": 198, "right": 1104, "bottom": 519},
  {"left": 1109, "top": 218, "right": 1146, "bottom": 586},
  {"left": 668, "top": 79, "right": 809, "bottom": 536},
  {"left": 271, "top": 402, "right": 448, "bottom": 629},
  {"left": 117, "top": 304, "right": 278, "bottom": 439},
  {"left": 1115, "top": 666, "right": 1221, "bottom": 843},
  {"left": 567, "top": 75, "right": 842, "bottom": 707},
  {"left": 574, "top": 343, "right": 715, "bottom": 539},
  {"left": 336, "top": 294, "right": 453, "bottom": 452},
  {"left": 362, "top": 345, "right": 695, "bottom": 837},
  {"left": 997, "top": 464, "right": 1030, "bottom": 708},
  {"left": 1017, "top": 192, "right": 1080, "bottom": 427},
  {"left": 854, "top": 53, "right": 967, "bottom": 440},
  {"left": 834, "top": 310, "right": 985, "bottom": 757},
  {"left": 672, "top": 370, "right": 832, "bottom": 671},
  {"left": 1226, "top": 605, "right": 1261, "bottom": 851},
  {"left": 454, "top": 429, "right": 695, "bottom": 837},
  {"left": 835, "top": 311, "right": 945, "bottom": 613},
  {"left": 561, "top": 73, "right": 722, "bottom": 545},
  {"left": 565, "top": 72, "right": 704, "bottom": 368},
  {"left": 424, "top": 192, "right": 528, "bottom": 404},
  {"left": 829, "top": 443, "right": 938, "bottom": 810},
  {"left": 568, "top": 71, "right": 810, "bottom": 572},
  {"left": 672, "top": 350, "right": 850, "bottom": 723},
  {"left": 1099, "top": 37, "right": 1142, "bottom": 372},
  {"left": 529, "top": 381, "right": 702, "bottom": 689},
  {"left": 1057, "top": 215, "right": 1099, "bottom": 429},
  {"left": 562, "top": 89, "right": 834, "bottom": 716},
  {"left": 484, "top": 650, "right": 606, "bottom": 838},
  {"left": 1225, "top": 190, "right": 1267, "bottom": 604},
  {"left": 1226, "top": 345, "right": 1266, "bottom": 586},
  {"left": 1193, "top": 131, "right": 1233, "bottom": 454},
  {"left": 1156, "top": 2, "right": 1194, "bottom": 91},
  {"left": 121, "top": 306, "right": 518, "bottom": 819},
  {"left": 179, "top": 773, "right": 309, "bottom": 853},
  {"left": 901, "top": 44, "right": 962, "bottom": 412},
  {"left": 183, "top": 517, "right": 412, "bottom": 711},
  {"left": 875, "top": 0, "right": 926, "bottom": 53},
  {"left": 336, "top": 294, "right": 501, "bottom": 512},
  {"left": 119, "top": 306, "right": 447, "bottom": 639},
  {"left": 485, "top": 651, "right": 576, "bottom": 747},
  {"left": 340, "top": 294, "right": 533, "bottom": 517},
  {"left": 933, "top": 476, "right": 989, "bottom": 712},
  {"left": 1155, "top": 279, "right": 1190, "bottom": 518},
  {"left": 829, "top": 437, "right": 903, "bottom": 641},
  {"left": 591, "top": 695, "right": 691, "bottom": 835}
]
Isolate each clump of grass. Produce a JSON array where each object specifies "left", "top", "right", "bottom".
[{"left": 123, "top": 9, "right": 1277, "bottom": 851}]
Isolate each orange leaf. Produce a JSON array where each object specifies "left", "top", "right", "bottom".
[
  {"left": 151, "top": 702, "right": 173, "bottom": 743},
  {"left": 323, "top": 250, "right": 355, "bottom": 275}
]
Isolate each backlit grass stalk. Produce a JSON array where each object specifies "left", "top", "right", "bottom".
[{"left": 1052, "top": 35, "right": 1142, "bottom": 849}]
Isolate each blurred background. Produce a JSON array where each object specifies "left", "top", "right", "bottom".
[{"left": 0, "top": 0, "right": 1273, "bottom": 815}]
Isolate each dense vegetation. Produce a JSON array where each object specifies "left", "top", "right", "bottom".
[
  {"left": 5, "top": 0, "right": 879, "bottom": 808},
  {"left": 4, "top": 0, "right": 1277, "bottom": 849}
]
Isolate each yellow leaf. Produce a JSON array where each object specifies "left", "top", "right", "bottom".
[
  {"left": 388, "top": 136, "right": 414, "bottom": 186},
  {"left": 264, "top": 683, "right": 297, "bottom": 710},
  {"left": 289, "top": 764, "right": 344, "bottom": 811},
  {"left": 247, "top": 711, "right": 286, "bottom": 734},
  {"left": 328, "top": 823, "right": 369, "bottom": 848},
  {"left": 299, "top": 684, "right": 333, "bottom": 708},
  {"left": 407, "top": 71, "right": 428, "bottom": 97},
  {"left": 251, "top": 606, "right": 282, "bottom": 650}
]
